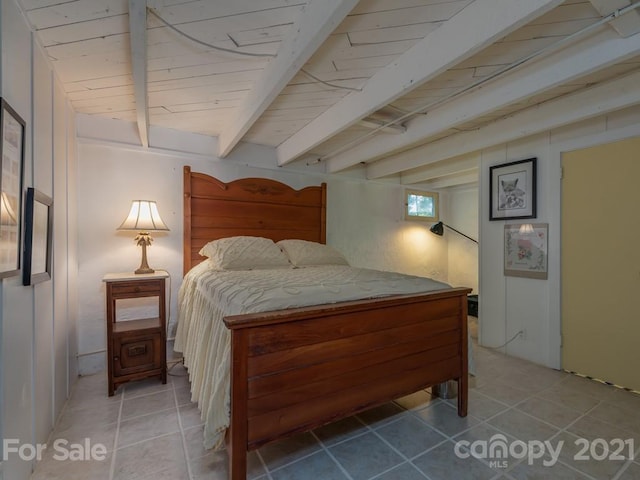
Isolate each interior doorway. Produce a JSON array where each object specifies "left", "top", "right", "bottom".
[{"left": 561, "top": 136, "right": 640, "bottom": 391}]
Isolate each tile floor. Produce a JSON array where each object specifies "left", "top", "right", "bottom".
[{"left": 31, "top": 340, "right": 640, "bottom": 480}]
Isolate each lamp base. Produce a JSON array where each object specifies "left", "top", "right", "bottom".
[
  {"left": 135, "top": 267, "right": 155, "bottom": 275},
  {"left": 134, "top": 233, "right": 155, "bottom": 274}
]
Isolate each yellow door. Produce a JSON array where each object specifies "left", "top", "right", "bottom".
[{"left": 562, "top": 136, "right": 640, "bottom": 391}]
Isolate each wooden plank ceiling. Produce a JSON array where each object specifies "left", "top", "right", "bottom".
[{"left": 18, "top": 0, "right": 640, "bottom": 186}]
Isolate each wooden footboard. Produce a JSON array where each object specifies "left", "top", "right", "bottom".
[{"left": 223, "top": 287, "right": 471, "bottom": 480}]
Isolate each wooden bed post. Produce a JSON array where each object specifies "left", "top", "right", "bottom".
[
  {"left": 228, "top": 329, "right": 249, "bottom": 480},
  {"left": 320, "top": 182, "right": 327, "bottom": 244},
  {"left": 458, "top": 294, "right": 469, "bottom": 417},
  {"left": 183, "top": 166, "right": 192, "bottom": 276}
]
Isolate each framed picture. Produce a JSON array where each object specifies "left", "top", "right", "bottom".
[
  {"left": 23, "top": 187, "right": 53, "bottom": 286},
  {"left": 504, "top": 223, "right": 548, "bottom": 279},
  {"left": 490, "top": 158, "right": 536, "bottom": 220},
  {"left": 0, "top": 98, "right": 25, "bottom": 278}
]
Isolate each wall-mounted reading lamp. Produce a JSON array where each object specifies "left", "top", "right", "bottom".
[
  {"left": 429, "top": 221, "right": 478, "bottom": 244},
  {"left": 431, "top": 221, "right": 479, "bottom": 323}
]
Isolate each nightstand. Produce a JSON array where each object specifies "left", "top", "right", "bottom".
[{"left": 103, "top": 271, "right": 168, "bottom": 396}]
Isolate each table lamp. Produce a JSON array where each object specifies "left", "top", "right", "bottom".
[{"left": 118, "top": 200, "right": 169, "bottom": 274}]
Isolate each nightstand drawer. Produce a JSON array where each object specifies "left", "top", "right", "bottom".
[
  {"left": 113, "top": 333, "right": 162, "bottom": 376},
  {"left": 110, "top": 281, "right": 162, "bottom": 297}
]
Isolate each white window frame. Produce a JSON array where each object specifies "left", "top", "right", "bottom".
[{"left": 404, "top": 189, "right": 439, "bottom": 222}]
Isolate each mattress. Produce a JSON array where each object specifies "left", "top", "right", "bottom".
[{"left": 174, "top": 262, "right": 451, "bottom": 449}]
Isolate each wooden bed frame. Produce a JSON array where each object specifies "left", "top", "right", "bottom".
[{"left": 183, "top": 166, "right": 470, "bottom": 480}]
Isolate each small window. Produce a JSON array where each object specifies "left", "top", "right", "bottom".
[{"left": 405, "top": 189, "right": 439, "bottom": 222}]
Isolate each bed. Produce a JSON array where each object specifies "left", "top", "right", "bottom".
[{"left": 179, "top": 166, "right": 470, "bottom": 480}]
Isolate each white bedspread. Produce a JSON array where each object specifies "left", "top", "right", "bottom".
[{"left": 174, "top": 263, "right": 451, "bottom": 450}]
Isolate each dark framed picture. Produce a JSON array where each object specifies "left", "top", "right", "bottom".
[
  {"left": 23, "top": 187, "right": 53, "bottom": 286},
  {"left": 0, "top": 98, "right": 26, "bottom": 278},
  {"left": 490, "top": 158, "right": 537, "bottom": 221}
]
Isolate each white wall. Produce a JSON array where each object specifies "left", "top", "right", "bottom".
[
  {"left": 0, "top": 1, "right": 77, "bottom": 479},
  {"left": 0, "top": 5, "right": 32, "bottom": 479},
  {"left": 328, "top": 180, "right": 447, "bottom": 279},
  {"left": 79, "top": 106, "right": 640, "bottom": 377},
  {"left": 445, "top": 184, "right": 479, "bottom": 293},
  {"left": 75, "top": 116, "right": 449, "bottom": 374},
  {"left": 478, "top": 105, "right": 640, "bottom": 368}
]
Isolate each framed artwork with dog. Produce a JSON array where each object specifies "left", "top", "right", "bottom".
[{"left": 490, "top": 158, "right": 536, "bottom": 221}]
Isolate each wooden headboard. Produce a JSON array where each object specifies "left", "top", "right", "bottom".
[{"left": 183, "top": 166, "right": 327, "bottom": 275}]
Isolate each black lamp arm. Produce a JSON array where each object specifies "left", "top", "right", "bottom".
[{"left": 443, "top": 223, "right": 478, "bottom": 244}]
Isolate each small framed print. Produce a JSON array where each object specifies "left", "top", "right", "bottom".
[
  {"left": 504, "top": 223, "right": 548, "bottom": 280},
  {"left": 23, "top": 187, "right": 53, "bottom": 286},
  {"left": 490, "top": 158, "right": 536, "bottom": 221},
  {"left": 0, "top": 98, "right": 25, "bottom": 278}
]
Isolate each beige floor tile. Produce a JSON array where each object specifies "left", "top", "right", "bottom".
[
  {"left": 377, "top": 415, "right": 447, "bottom": 458},
  {"left": 174, "top": 385, "right": 193, "bottom": 406},
  {"left": 31, "top": 451, "right": 112, "bottom": 480},
  {"left": 270, "top": 450, "right": 348, "bottom": 480},
  {"left": 189, "top": 450, "right": 228, "bottom": 480},
  {"left": 116, "top": 409, "right": 180, "bottom": 448},
  {"left": 412, "top": 441, "right": 497, "bottom": 480},
  {"left": 112, "top": 432, "right": 186, "bottom": 480},
  {"left": 329, "top": 432, "right": 403, "bottom": 480},
  {"left": 617, "top": 461, "right": 640, "bottom": 480},
  {"left": 183, "top": 425, "right": 209, "bottom": 461},
  {"left": 121, "top": 389, "right": 176, "bottom": 420},
  {"left": 487, "top": 409, "right": 559, "bottom": 442},
  {"left": 54, "top": 402, "right": 121, "bottom": 433},
  {"left": 536, "top": 383, "right": 601, "bottom": 413},
  {"left": 515, "top": 396, "right": 583, "bottom": 429},
  {"left": 415, "top": 402, "right": 480, "bottom": 437},
  {"left": 31, "top": 343, "right": 640, "bottom": 480},
  {"left": 122, "top": 377, "right": 173, "bottom": 399},
  {"left": 178, "top": 402, "right": 204, "bottom": 429}
]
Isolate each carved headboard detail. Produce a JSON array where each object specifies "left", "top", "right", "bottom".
[{"left": 183, "top": 166, "right": 326, "bottom": 274}]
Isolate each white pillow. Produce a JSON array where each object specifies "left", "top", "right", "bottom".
[
  {"left": 277, "top": 239, "right": 349, "bottom": 267},
  {"left": 199, "top": 236, "right": 291, "bottom": 270}
]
